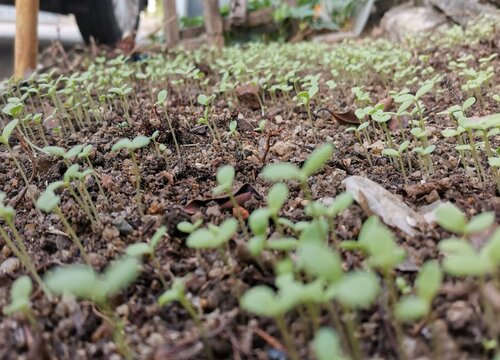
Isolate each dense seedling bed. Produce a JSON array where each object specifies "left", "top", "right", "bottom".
[{"left": 0, "top": 17, "right": 499, "bottom": 359}]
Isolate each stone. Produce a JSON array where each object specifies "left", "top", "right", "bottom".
[
  {"left": 381, "top": 3, "right": 447, "bottom": 42},
  {"left": 429, "top": 0, "right": 499, "bottom": 25}
]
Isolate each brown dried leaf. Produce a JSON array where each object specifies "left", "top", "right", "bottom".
[
  {"left": 183, "top": 184, "right": 262, "bottom": 215},
  {"left": 342, "top": 175, "right": 425, "bottom": 236}
]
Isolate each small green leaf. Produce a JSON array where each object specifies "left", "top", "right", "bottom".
[
  {"left": 112, "top": 138, "right": 133, "bottom": 152},
  {"left": 301, "top": 143, "right": 334, "bottom": 177},
  {"left": 101, "top": 257, "right": 140, "bottom": 299},
  {"left": 261, "top": 163, "right": 302, "bottom": 181},
  {"left": 438, "top": 238, "right": 476, "bottom": 256},
  {"left": 415, "top": 260, "right": 442, "bottom": 302},
  {"left": 197, "top": 94, "right": 208, "bottom": 106},
  {"left": 297, "top": 243, "right": 342, "bottom": 283},
  {"left": 45, "top": 265, "right": 98, "bottom": 300},
  {"left": 216, "top": 165, "right": 235, "bottom": 191},
  {"left": 125, "top": 243, "right": 152, "bottom": 257},
  {"left": 43, "top": 146, "right": 66, "bottom": 157},
  {"left": 416, "top": 81, "right": 434, "bottom": 99},
  {"left": 157, "top": 89, "right": 168, "bottom": 104},
  {"left": 268, "top": 183, "right": 288, "bottom": 215},
  {"left": 443, "top": 255, "right": 492, "bottom": 277},
  {"left": 36, "top": 189, "right": 60, "bottom": 213},
  {"left": 464, "top": 212, "right": 495, "bottom": 235},
  {"left": 435, "top": 203, "right": 467, "bottom": 234},
  {"left": 249, "top": 208, "right": 270, "bottom": 235},
  {"left": 151, "top": 226, "right": 167, "bottom": 249},
  {"left": 313, "top": 328, "right": 346, "bottom": 360},
  {"left": 266, "top": 237, "right": 298, "bottom": 251},
  {"left": 335, "top": 270, "right": 380, "bottom": 309},
  {"left": 382, "top": 148, "right": 399, "bottom": 157},
  {"left": 462, "top": 97, "right": 476, "bottom": 110},
  {"left": 240, "top": 286, "right": 280, "bottom": 317},
  {"left": 1, "top": 119, "right": 19, "bottom": 144},
  {"left": 131, "top": 135, "right": 151, "bottom": 149},
  {"left": 395, "top": 296, "right": 429, "bottom": 322}
]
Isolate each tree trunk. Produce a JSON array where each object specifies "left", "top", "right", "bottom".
[
  {"left": 163, "top": 0, "right": 179, "bottom": 47},
  {"left": 14, "top": 0, "right": 39, "bottom": 78},
  {"left": 203, "top": 0, "right": 224, "bottom": 48}
]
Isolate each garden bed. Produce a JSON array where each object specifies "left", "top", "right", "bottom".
[{"left": 0, "top": 16, "right": 499, "bottom": 360}]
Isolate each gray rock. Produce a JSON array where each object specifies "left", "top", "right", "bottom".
[
  {"left": 381, "top": 2, "right": 447, "bottom": 42},
  {"left": 429, "top": 0, "right": 499, "bottom": 25}
]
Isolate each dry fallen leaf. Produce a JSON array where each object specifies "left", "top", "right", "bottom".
[{"left": 342, "top": 175, "right": 426, "bottom": 236}]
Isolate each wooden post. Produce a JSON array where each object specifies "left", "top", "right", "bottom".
[
  {"left": 230, "top": 0, "right": 247, "bottom": 26},
  {"left": 14, "top": 0, "right": 39, "bottom": 78},
  {"left": 163, "top": 0, "right": 179, "bottom": 46},
  {"left": 203, "top": 0, "right": 224, "bottom": 48}
]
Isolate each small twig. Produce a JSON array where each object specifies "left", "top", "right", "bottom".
[
  {"left": 8, "top": 134, "right": 37, "bottom": 208},
  {"left": 260, "top": 129, "right": 281, "bottom": 164}
]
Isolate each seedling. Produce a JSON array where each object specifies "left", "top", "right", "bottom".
[
  {"left": 262, "top": 143, "right": 334, "bottom": 201},
  {"left": 296, "top": 82, "right": 319, "bottom": 143},
  {"left": 382, "top": 141, "right": 410, "bottom": 185},
  {"left": 197, "top": 93, "right": 223, "bottom": 149},
  {"left": 112, "top": 135, "right": 151, "bottom": 217},
  {"left": 0, "top": 120, "right": 36, "bottom": 204},
  {"left": 3, "top": 276, "right": 37, "bottom": 326},
  {"left": 395, "top": 260, "right": 442, "bottom": 322},
  {"left": 125, "top": 226, "right": 168, "bottom": 287},
  {"left": 0, "top": 192, "right": 48, "bottom": 296},
  {"left": 158, "top": 278, "right": 213, "bottom": 360},
  {"left": 77, "top": 144, "right": 108, "bottom": 204},
  {"left": 345, "top": 122, "right": 372, "bottom": 165},
  {"left": 36, "top": 186, "right": 89, "bottom": 264},
  {"left": 313, "top": 327, "right": 347, "bottom": 360},
  {"left": 228, "top": 121, "right": 244, "bottom": 153},
  {"left": 435, "top": 203, "right": 495, "bottom": 239},
  {"left": 44, "top": 256, "right": 140, "bottom": 359},
  {"left": 253, "top": 119, "right": 267, "bottom": 132},
  {"left": 437, "top": 97, "right": 476, "bottom": 123},
  {"left": 488, "top": 157, "right": 500, "bottom": 193},
  {"left": 213, "top": 165, "right": 249, "bottom": 238},
  {"left": 410, "top": 127, "right": 435, "bottom": 175},
  {"left": 155, "top": 90, "right": 181, "bottom": 158},
  {"left": 108, "top": 85, "right": 133, "bottom": 123},
  {"left": 177, "top": 219, "right": 203, "bottom": 233}
]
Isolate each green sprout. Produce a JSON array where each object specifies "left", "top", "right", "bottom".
[
  {"left": 3, "top": 276, "right": 37, "bottom": 326},
  {"left": 435, "top": 203, "right": 495, "bottom": 239},
  {"left": 313, "top": 327, "right": 347, "bottom": 360},
  {"left": 296, "top": 82, "right": 319, "bottom": 143},
  {"left": 253, "top": 119, "right": 267, "bottom": 132},
  {"left": 158, "top": 278, "right": 214, "bottom": 360},
  {"left": 345, "top": 122, "right": 372, "bottom": 165},
  {"left": 36, "top": 186, "right": 89, "bottom": 264},
  {"left": 262, "top": 143, "right": 334, "bottom": 201},
  {"left": 395, "top": 260, "right": 442, "bottom": 322},
  {"left": 155, "top": 89, "right": 181, "bottom": 159},
  {"left": 177, "top": 219, "right": 203, "bottom": 233},
  {"left": 0, "top": 120, "right": 36, "bottom": 204},
  {"left": 125, "top": 226, "right": 168, "bottom": 287},
  {"left": 77, "top": 144, "right": 108, "bottom": 205},
  {"left": 213, "top": 165, "right": 249, "bottom": 238},
  {"left": 382, "top": 141, "right": 410, "bottom": 185},
  {"left": 0, "top": 193, "right": 48, "bottom": 296},
  {"left": 112, "top": 135, "right": 151, "bottom": 217},
  {"left": 228, "top": 121, "right": 244, "bottom": 153},
  {"left": 488, "top": 157, "right": 500, "bottom": 193},
  {"left": 197, "top": 93, "right": 223, "bottom": 149},
  {"left": 108, "top": 85, "right": 133, "bottom": 123},
  {"left": 44, "top": 256, "right": 140, "bottom": 360}
]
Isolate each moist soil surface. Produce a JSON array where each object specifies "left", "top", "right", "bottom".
[{"left": 0, "top": 20, "right": 500, "bottom": 360}]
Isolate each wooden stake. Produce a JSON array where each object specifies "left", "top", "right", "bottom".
[
  {"left": 14, "top": 0, "right": 39, "bottom": 78},
  {"left": 163, "top": 0, "right": 179, "bottom": 47},
  {"left": 203, "top": 0, "right": 224, "bottom": 48}
]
